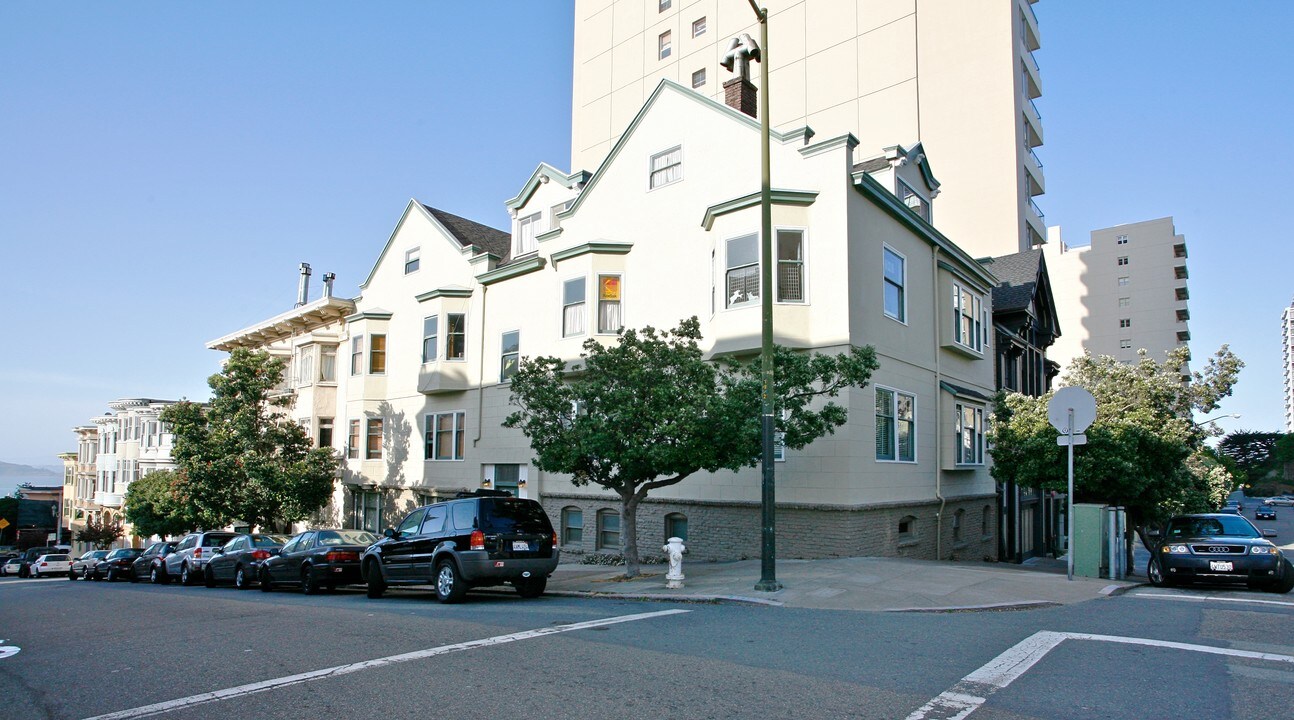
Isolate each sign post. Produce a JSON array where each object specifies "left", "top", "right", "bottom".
[{"left": 1048, "top": 387, "right": 1096, "bottom": 581}]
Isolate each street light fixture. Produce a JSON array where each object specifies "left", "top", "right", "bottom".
[{"left": 1194, "top": 413, "right": 1240, "bottom": 427}]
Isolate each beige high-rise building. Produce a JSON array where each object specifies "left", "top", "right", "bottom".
[
  {"left": 1283, "top": 297, "right": 1294, "bottom": 432},
  {"left": 1044, "top": 217, "right": 1191, "bottom": 374},
  {"left": 571, "top": 0, "right": 1045, "bottom": 256}
]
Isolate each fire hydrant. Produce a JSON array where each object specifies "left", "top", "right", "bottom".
[{"left": 662, "top": 537, "right": 686, "bottom": 589}]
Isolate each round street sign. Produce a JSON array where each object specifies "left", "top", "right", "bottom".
[{"left": 1048, "top": 386, "right": 1096, "bottom": 434}]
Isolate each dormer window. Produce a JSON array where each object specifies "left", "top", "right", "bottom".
[
  {"left": 897, "top": 180, "right": 929, "bottom": 222},
  {"left": 516, "top": 213, "right": 541, "bottom": 256}
]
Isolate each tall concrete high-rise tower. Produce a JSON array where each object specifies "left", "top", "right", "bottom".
[
  {"left": 570, "top": 0, "right": 1046, "bottom": 257},
  {"left": 1283, "top": 297, "right": 1294, "bottom": 432},
  {"left": 1044, "top": 217, "right": 1191, "bottom": 375}
]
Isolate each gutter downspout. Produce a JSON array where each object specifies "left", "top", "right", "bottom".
[
  {"left": 474, "top": 284, "right": 488, "bottom": 448},
  {"left": 932, "top": 246, "right": 945, "bottom": 561}
]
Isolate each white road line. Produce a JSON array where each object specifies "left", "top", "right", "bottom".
[
  {"left": 1129, "top": 591, "right": 1294, "bottom": 608},
  {"left": 0, "top": 578, "right": 67, "bottom": 586},
  {"left": 82, "top": 608, "right": 689, "bottom": 720},
  {"left": 906, "top": 630, "right": 1294, "bottom": 720}
]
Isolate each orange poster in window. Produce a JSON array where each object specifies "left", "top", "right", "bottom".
[{"left": 600, "top": 276, "right": 621, "bottom": 301}]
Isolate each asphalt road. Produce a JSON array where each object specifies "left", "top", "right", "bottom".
[{"left": 3, "top": 564, "right": 1293, "bottom": 720}]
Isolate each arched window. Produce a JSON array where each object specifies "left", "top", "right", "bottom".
[
  {"left": 561, "top": 506, "right": 583, "bottom": 545},
  {"left": 597, "top": 509, "right": 621, "bottom": 551},
  {"left": 665, "top": 512, "right": 688, "bottom": 541}
]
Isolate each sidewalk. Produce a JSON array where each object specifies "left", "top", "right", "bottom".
[{"left": 536, "top": 555, "right": 1138, "bottom": 612}]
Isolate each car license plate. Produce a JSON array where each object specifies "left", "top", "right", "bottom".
[
  {"left": 512, "top": 541, "right": 530, "bottom": 551},
  {"left": 1209, "top": 561, "right": 1233, "bottom": 572}
]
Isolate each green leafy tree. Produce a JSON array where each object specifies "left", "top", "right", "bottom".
[
  {"left": 1217, "top": 431, "right": 1282, "bottom": 487},
  {"left": 504, "top": 317, "right": 878, "bottom": 577},
  {"left": 990, "top": 345, "right": 1242, "bottom": 567},
  {"left": 77, "top": 516, "right": 124, "bottom": 550},
  {"left": 162, "top": 348, "right": 339, "bottom": 532},
  {"left": 123, "top": 470, "right": 193, "bottom": 539}
]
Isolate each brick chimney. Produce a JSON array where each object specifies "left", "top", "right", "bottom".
[{"left": 723, "top": 76, "right": 758, "bottom": 118}]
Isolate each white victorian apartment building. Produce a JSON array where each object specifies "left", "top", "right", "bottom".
[{"left": 211, "top": 79, "right": 998, "bottom": 562}]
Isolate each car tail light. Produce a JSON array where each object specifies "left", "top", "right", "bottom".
[
  {"left": 250, "top": 550, "right": 272, "bottom": 561},
  {"left": 194, "top": 548, "right": 203, "bottom": 558},
  {"left": 552, "top": 532, "right": 559, "bottom": 548},
  {"left": 470, "top": 530, "right": 485, "bottom": 551},
  {"left": 40, "top": 562, "right": 47, "bottom": 567},
  {"left": 325, "top": 551, "right": 359, "bottom": 563}
]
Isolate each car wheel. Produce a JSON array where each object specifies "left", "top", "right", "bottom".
[
  {"left": 129, "top": 568, "right": 139, "bottom": 583},
  {"left": 259, "top": 568, "right": 273, "bottom": 592},
  {"left": 302, "top": 566, "right": 320, "bottom": 595},
  {"left": 18, "top": 566, "right": 29, "bottom": 579},
  {"left": 435, "top": 559, "right": 467, "bottom": 604},
  {"left": 1147, "top": 557, "right": 1175, "bottom": 588},
  {"left": 204, "top": 566, "right": 216, "bottom": 588},
  {"left": 514, "top": 576, "right": 547, "bottom": 599},
  {"left": 151, "top": 565, "right": 168, "bottom": 584},
  {"left": 364, "top": 560, "right": 385, "bottom": 599},
  {"left": 180, "top": 564, "right": 193, "bottom": 586},
  {"left": 31, "top": 568, "right": 39, "bottom": 578},
  {"left": 107, "top": 568, "right": 118, "bottom": 582},
  {"left": 68, "top": 570, "right": 77, "bottom": 581},
  {"left": 81, "top": 567, "right": 90, "bottom": 580},
  {"left": 234, "top": 566, "right": 250, "bottom": 590},
  {"left": 1265, "top": 558, "right": 1294, "bottom": 594},
  {"left": 92, "top": 569, "right": 101, "bottom": 581}
]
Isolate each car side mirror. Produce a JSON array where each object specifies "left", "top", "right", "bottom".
[
  {"left": 383, "top": 528, "right": 397, "bottom": 539},
  {"left": 213, "top": 548, "right": 224, "bottom": 555},
  {"left": 1263, "top": 529, "right": 1278, "bottom": 538}
]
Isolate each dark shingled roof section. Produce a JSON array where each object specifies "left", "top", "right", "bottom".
[
  {"left": 422, "top": 205, "right": 512, "bottom": 262},
  {"left": 985, "top": 249, "right": 1043, "bottom": 313},
  {"left": 852, "top": 156, "right": 891, "bottom": 174}
]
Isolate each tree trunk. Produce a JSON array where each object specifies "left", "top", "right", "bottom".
[{"left": 621, "top": 491, "right": 641, "bottom": 578}]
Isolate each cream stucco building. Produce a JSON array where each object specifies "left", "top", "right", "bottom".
[
  {"left": 1283, "top": 297, "right": 1294, "bottom": 432},
  {"left": 571, "top": 0, "right": 1046, "bottom": 256},
  {"left": 1043, "top": 217, "right": 1191, "bottom": 374},
  {"left": 212, "top": 79, "right": 1000, "bottom": 562}
]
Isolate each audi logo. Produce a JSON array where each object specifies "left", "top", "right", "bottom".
[{"left": 1207, "top": 546, "right": 1230, "bottom": 553}]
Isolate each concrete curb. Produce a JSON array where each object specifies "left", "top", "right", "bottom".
[
  {"left": 481, "top": 588, "right": 786, "bottom": 607},
  {"left": 882, "top": 600, "right": 1062, "bottom": 613}
]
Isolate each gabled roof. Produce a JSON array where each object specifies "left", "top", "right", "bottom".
[
  {"left": 557, "top": 79, "right": 814, "bottom": 224},
  {"left": 504, "top": 163, "right": 590, "bottom": 211},
  {"left": 359, "top": 200, "right": 510, "bottom": 289},
  {"left": 852, "top": 142, "right": 941, "bottom": 195},
  {"left": 982, "top": 248, "right": 1061, "bottom": 338}
]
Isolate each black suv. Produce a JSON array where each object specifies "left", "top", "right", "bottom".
[{"left": 361, "top": 490, "right": 559, "bottom": 603}]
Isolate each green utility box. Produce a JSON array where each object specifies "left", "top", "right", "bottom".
[{"left": 1072, "top": 503, "right": 1106, "bottom": 579}]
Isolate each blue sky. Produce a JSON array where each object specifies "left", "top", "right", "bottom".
[{"left": 1, "top": 1, "right": 1289, "bottom": 471}]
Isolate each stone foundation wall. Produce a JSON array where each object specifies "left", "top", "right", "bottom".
[{"left": 541, "top": 493, "right": 998, "bottom": 563}]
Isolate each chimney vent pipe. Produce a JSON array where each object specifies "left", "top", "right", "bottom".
[{"left": 296, "top": 263, "right": 312, "bottom": 307}]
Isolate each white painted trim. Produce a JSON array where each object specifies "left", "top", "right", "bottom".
[
  {"left": 882, "top": 244, "right": 908, "bottom": 325},
  {"left": 83, "top": 609, "right": 690, "bottom": 720},
  {"left": 1129, "top": 591, "right": 1294, "bottom": 608}
]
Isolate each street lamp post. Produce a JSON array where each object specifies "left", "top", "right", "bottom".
[{"left": 743, "top": 0, "right": 781, "bottom": 593}]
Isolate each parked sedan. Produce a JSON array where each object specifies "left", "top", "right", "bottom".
[
  {"left": 1256, "top": 505, "right": 1277, "bottom": 521},
  {"left": 70, "top": 550, "right": 110, "bottom": 580},
  {"left": 1149, "top": 513, "right": 1293, "bottom": 593},
  {"left": 2, "top": 557, "right": 21, "bottom": 576},
  {"left": 260, "top": 529, "right": 378, "bottom": 594},
  {"left": 203, "top": 534, "right": 290, "bottom": 589},
  {"left": 92, "top": 548, "right": 144, "bottom": 581},
  {"left": 131, "top": 541, "right": 178, "bottom": 583},
  {"left": 30, "top": 554, "right": 71, "bottom": 578}
]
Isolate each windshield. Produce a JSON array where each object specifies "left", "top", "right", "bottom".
[
  {"left": 316, "top": 530, "right": 378, "bottom": 546},
  {"left": 1167, "top": 516, "right": 1260, "bottom": 539},
  {"left": 252, "top": 535, "right": 290, "bottom": 547},
  {"left": 482, "top": 499, "right": 554, "bottom": 534},
  {"left": 107, "top": 549, "right": 142, "bottom": 559}
]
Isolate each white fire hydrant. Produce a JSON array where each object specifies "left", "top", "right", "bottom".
[{"left": 663, "top": 537, "right": 686, "bottom": 589}]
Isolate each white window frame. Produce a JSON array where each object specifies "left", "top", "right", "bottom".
[
  {"left": 951, "top": 282, "right": 986, "bottom": 353},
  {"left": 658, "top": 30, "right": 672, "bottom": 60},
  {"left": 649, "top": 146, "right": 682, "bottom": 190},
  {"left": 404, "top": 247, "right": 420, "bottom": 274},
  {"left": 596, "top": 274, "right": 623, "bottom": 334},
  {"left": 883, "top": 245, "right": 906, "bottom": 323},
  {"left": 1119, "top": 318, "right": 1131, "bottom": 328},
  {"left": 422, "top": 315, "right": 439, "bottom": 363},
  {"left": 1117, "top": 256, "right": 1129, "bottom": 266},
  {"left": 1116, "top": 234, "right": 1129, "bottom": 245},
  {"left": 896, "top": 179, "right": 929, "bottom": 222},
  {"left": 350, "top": 335, "right": 364, "bottom": 376},
  {"left": 425, "top": 411, "right": 467, "bottom": 461},
  {"left": 724, "top": 232, "right": 759, "bottom": 309},
  {"left": 875, "top": 386, "right": 917, "bottom": 463},
  {"left": 692, "top": 16, "right": 706, "bottom": 37},
  {"left": 445, "top": 313, "right": 467, "bottom": 362},
  {"left": 499, "top": 330, "right": 520, "bottom": 382},
  {"left": 1118, "top": 276, "right": 1130, "bottom": 287},
  {"left": 1118, "top": 297, "right": 1130, "bottom": 308},
  {"left": 562, "top": 276, "right": 587, "bottom": 338},
  {"left": 1119, "top": 339, "right": 1133, "bottom": 349},
  {"left": 516, "top": 212, "right": 541, "bottom": 256},
  {"left": 775, "top": 227, "right": 806, "bottom": 304},
  {"left": 954, "top": 402, "right": 986, "bottom": 466},
  {"left": 691, "top": 68, "right": 706, "bottom": 88}
]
